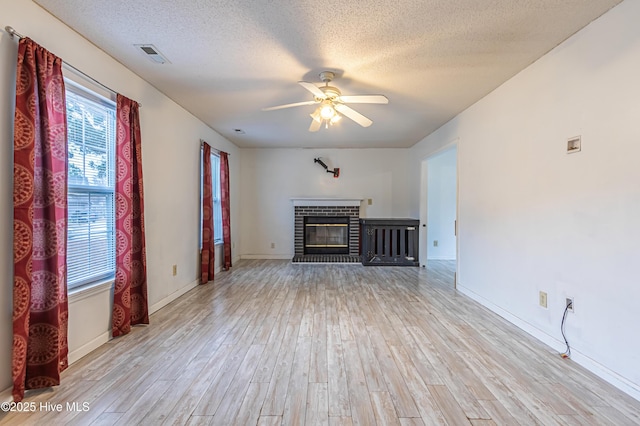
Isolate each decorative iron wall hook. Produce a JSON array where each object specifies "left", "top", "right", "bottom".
[{"left": 314, "top": 158, "right": 340, "bottom": 178}]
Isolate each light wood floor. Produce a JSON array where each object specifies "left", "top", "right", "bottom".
[{"left": 2, "top": 259, "right": 640, "bottom": 425}]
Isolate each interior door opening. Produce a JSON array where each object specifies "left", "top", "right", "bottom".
[{"left": 421, "top": 144, "right": 458, "bottom": 287}]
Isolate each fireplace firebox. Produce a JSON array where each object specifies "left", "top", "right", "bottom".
[
  {"left": 304, "top": 216, "right": 349, "bottom": 254},
  {"left": 292, "top": 199, "right": 361, "bottom": 262}
]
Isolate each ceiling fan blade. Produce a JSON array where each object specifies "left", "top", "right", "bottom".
[
  {"left": 298, "top": 81, "right": 327, "bottom": 99},
  {"left": 262, "top": 100, "right": 318, "bottom": 111},
  {"left": 339, "top": 95, "right": 389, "bottom": 104},
  {"left": 309, "top": 118, "right": 321, "bottom": 132},
  {"left": 334, "top": 104, "right": 372, "bottom": 127}
]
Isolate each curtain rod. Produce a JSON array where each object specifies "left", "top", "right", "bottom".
[
  {"left": 4, "top": 26, "right": 141, "bottom": 108},
  {"left": 200, "top": 139, "right": 230, "bottom": 156}
]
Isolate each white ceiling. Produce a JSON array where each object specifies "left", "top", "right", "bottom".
[{"left": 34, "top": 0, "right": 621, "bottom": 149}]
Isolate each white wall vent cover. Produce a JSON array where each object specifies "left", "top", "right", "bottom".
[{"left": 134, "top": 44, "right": 170, "bottom": 64}]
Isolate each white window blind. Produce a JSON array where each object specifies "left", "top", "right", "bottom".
[
  {"left": 65, "top": 82, "right": 116, "bottom": 289},
  {"left": 212, "top": 154, "right": 223, "bottom": 243},
  {"left": 200, "top": 150, "right": 223, "bottom": 246}
]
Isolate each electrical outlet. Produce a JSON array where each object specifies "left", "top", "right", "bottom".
[
  {"left": 270, "top": 242, "right": 275, "bottom": 249},
  {"left": 566, "top": 297, "right": 574, "bottom": 312},
  {"left": 172, "top": 264, "right": 177, "bottom": 276},
  {"left": 368, "top": 198, "right": 373, "bottom": 205},
  {"left": 539, "top": 291, "right": 548, "bottom": 308},
  {"left": 433, "top": 240, "right": 438, "bottom": 247}
]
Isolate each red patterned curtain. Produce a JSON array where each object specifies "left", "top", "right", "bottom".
[
  {"left": 12, "top": 38, "right": 69, "bottom": 402},
  {"left": 112, "top": 94, "right": 149, "bottom": 337},
  {"left": 220, "top": 152, "right": 232, "bottom": 270},
  {"left": 201, "top": 142, "right": 215, "bottom": 283}
]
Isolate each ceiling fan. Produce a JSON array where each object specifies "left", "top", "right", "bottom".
[{"left": 262, "top": 71, "right": 389, "bottom": 132}]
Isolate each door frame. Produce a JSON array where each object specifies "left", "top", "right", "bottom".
[{"left": 419, "top": 138, "right": 459, "bottom": 288}]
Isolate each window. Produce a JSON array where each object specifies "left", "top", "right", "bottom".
[
  {"left": 65, "top": 81, "right": 116, "bottom": 289},
  {"left": 200, "top": 150, "right": 223, "bottom": 245},
  {"left": 211, "top": 153, "right": 223, "bottom": 243}
]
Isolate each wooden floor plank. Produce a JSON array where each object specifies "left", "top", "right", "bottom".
[
  {"left": 160, "top": 344, "right": 235, "bottom": 425},
  {"left": 113, "top": 379, "right": 173, "bottom": 425},
  {"left": 328, "top": 416, "right": 354, "bottom": 426},
  {"left": 367, "top": 326, "right": 421, "bottom": 418},
  {"left": 591, "top": 405, "right": 640, "bottom": 426},
  {"left": 346, "top": 292, "right": 387, "bottom": 393},
  {"left": 370, "top": 391, "right": 401, "bottom": 426},
  {"left": 261, "top": 323, "right": 301, "bottom": 416},
  {"left": 399, "top": 418, "right": 426, "bottom": 426},
  {"left": 470, "top": 420, "right": 497, "bottom": 426},
  {"left": 192, "top": 342, "right": 253, "bottom": 416},
  {"left": 257, "top": 415, "right": 283, "bottom": 426},
  {"left": 89, "top": 412, "right": 124, "bottom": 425},
  {"left": 405, "top": 325, "right": 490, "bottom": 420},
  {"left": 3, "top": 259, "right": 640, "bottom": 426},
  {"left": 428, "top": 384, "right": 472, "bottom": 425},
  {"left": 387, "top": 343, "right": 447, "bottom": 425},
  {"left": 327, "top": 324, "right": 351, "bottom": 417},
  {"left": 186, "top": 415, "right": 213, "bottom": 425},
  {"left": 231, "top": 381, "right": 270, "bottom": 426},
  {"left": 211, "top": 344, "right": 265, "bottom": 424},
  {"left": 342, "top": 340, "right": 377, "bottom": 425},
  {"left": 478, "top": 398, "right": 519, "bottom": 425},
  {"left": 309, "top": 287, "right": 328, "bottom": 384},
  {"left": 282, "top": 337, "right": 312, "bottom": 425},
  {"left": 251, "top": 287, "right": 296, "bottom": 383},
  {"left": 306, "top": 382, "right": 329, "bottom": 426}
]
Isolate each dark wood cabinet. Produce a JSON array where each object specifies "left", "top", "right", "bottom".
[{"left": 359, "top": 218, "right": 419, "bottom": 266}]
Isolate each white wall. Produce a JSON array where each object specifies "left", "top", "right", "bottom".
[
  {"left": 426, "top": 148, "right": 457, "bottom": 260},
  {"left": 3, "top": 0, "right": 638, "bottom": 404},
  {"left": 0, "top": 0, "right": 240, "bottom": 394},
  {"left": 239, "top": 148, "right": 411, "bottom": 258},
  {"left": 410, "top": 0, "right": 640, "bottom": 399}
]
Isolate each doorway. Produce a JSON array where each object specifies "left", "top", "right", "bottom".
[{"left": 420, "top": 144, "right": 458, "bottom": 287}]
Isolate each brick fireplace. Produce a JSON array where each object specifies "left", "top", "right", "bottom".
[{"left": 292, "top": 198, "right": 361, "bottom": 261}]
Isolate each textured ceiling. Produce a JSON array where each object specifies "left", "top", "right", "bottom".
[{"left": 34, "top": 0, "right": 621, "bottom": 148}]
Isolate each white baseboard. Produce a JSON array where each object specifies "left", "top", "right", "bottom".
[
  {"left": 240, "top": 254, "right": 293, "bottom": 260},
  {"left": 1, "top": 329, "right": 109, "bottom": 402},
  {"left": 69, "top": 279, "right": 200, "bottom": 364},
  {"left": 568, "top": 350, "right": 640, "bottom": 402},
  {"left": 1, "top": 278, "right": 204, "bottom": 402},
  {"left": 149, "top": 278, "right": 199, "bottom": 314},
  {"left": 457, "top": 283, "right": 640, "bottom": 402},
  {"left": 68, "top": 331, "right": 110, "bottom": 365},
  {"left": 457, "top": 283, "right": 565, "bottom": 348},
  {"left": 426, "top": 257, "right": 456, "bottom": 260}
]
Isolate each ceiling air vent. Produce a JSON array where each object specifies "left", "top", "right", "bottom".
[{"left": 134, "top": 44, "right": 170, "bottom": 64}]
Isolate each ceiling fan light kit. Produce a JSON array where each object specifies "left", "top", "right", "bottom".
[
  {"left": 319, "top": 101, "right": 336, "bottom": 120},
  {"left": 263, "top": 71, "right": 388, "bottom": 132}
]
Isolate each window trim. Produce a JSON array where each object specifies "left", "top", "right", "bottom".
[
  {"left": 68, "top": 278, "right": 114, "bottom": 303},
  {"left": 65, "top": 78, "right": 117, "bottom": 290},
  {"left": 200, "top": 147, "right": 223, "bottom": 250},
  {"left": 211, "top": 153, "right": 223, "bottom": 245}
]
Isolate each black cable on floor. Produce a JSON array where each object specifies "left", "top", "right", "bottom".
[{"left": 560, "top": 300, "right": 572, "bottom": 358}]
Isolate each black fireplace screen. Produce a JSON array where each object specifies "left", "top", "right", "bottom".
[{"left": 304, "top": 216, "right": 349, "bottom": 254}]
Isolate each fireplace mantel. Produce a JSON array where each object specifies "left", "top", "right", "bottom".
[{"left": 291, "top": 198, "right": 362, "bottom": 207}]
